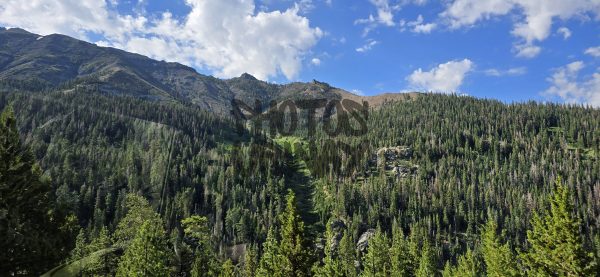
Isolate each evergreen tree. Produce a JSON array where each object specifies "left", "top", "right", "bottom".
[
  {"left": 481, "top": 219, "right": 519, "bottom": 277},
  {"left": 220, "top": 259, "right": 235, "bottom": 277},
  {"left": 182, "top": 215, "right": 220, "bottom": 277},
  {"left": 278, "top": 190, "right": 312, "bottom": 276},
  {"left": 116, "top": 220, "right": 170, "bottom": 276},
  {"left": 257, "top": 228, "right": 286, "bottom": 276},
  {"left": 113, "top": 194, "right": 162, "bottom": 245},
  {"left": 338, "top": 229, "right": 358, "bottom": 277},
  {"left": 244, "top": 245, "right": 258, "bottom": 277},
  {"left": 0, "top": 106, "right": 72, "bottom": 275},
  {"left": 314, "top": 220, "right": 344, "bottom": 277},
  {"left": 390, "top": 224, "right": 411, "bottom": 277},
  {"left": 521, "top": 178, "right": 597, "bottom": 276},
  {"left": 362, "top": 227, "right": 391, "bottom": 277},
  {"left": 442, "top": 248, "right": 481, "bottom": 277},
  {"left": 415, "top": 240, "right": 436, "bottom": 277}
]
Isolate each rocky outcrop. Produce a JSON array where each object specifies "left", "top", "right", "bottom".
[
  {"left": 376, "top": 146, "right": 412, "bottom": 169},
  {"left": 356, "top": 228, "right": 376, "bottom": 253}
]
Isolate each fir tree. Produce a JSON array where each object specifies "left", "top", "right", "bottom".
[
  {"left": 220, "top": 259, "right": 235, "bottom": 277},
  {"left": 362, "top": 227, "right": 391, "bottom": 277},
  {"left": 521, "top": 178, "right": 597, "bottom": 276},
  {"left": 390, "top": 224, "right": 411, "bottom": 277},
  {"left": 257, "top": 228, "right": 286, "bottom": 276},
  {"left": 481, "top": 219, "right": 519, "bottom": 277},
  {"left": 278, "top": 190, "right": 312, "bottom": 276},
  {"left": 415, "top": 240, "right": 436, "bottom": 277},
  {"left": 116, "top": 220, "right": 170, "bottom": 276},
  {"left": 314, "top": 219, "right": 344, "bottom": 277},
  {"left": 338, "top": 230, "right": 358, "bottom": 277}
]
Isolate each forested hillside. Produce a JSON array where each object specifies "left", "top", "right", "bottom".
[{"left": 1, "top": 73, "right": 599, "bottom": 276}]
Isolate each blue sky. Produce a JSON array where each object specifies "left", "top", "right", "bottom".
[{"left": 1, "top": 0, "right": 599, "bottom": 106}]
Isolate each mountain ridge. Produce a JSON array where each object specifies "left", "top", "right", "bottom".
[{"left": 0, "top": 27, "right": 415, "bottom": 114}]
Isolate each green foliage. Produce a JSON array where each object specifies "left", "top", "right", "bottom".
[
  {"left": 257, "top": 228, "right": 286, "bottom": 276},
  {"left": 521, "top": 178, "right": 597, "bottom": 276},
  {"left": 244, "top": 245, "right": 258, "bottom": 277},
  {"left": 116, "top": 220, "right": 169, "bottom": 276},
  {"left": 338, "top": 230, "right": 358, "bottom": 277},
  {"left": 313, "top": 220, "right": 344, "bottom": 277},
  {"left": 278, "top": 190, "right": 313, "bottom": 276},
  {"left": 481, "top": 219, "right": 519, "bottom": 277},
  {"left": 113, "top": 194, "right": 161, "bottom": 245},
  {"left": 0, "top": 106, "right": 73, "bottom": 275},
  {"left": 390, "top": 224, "right": 412, "bottom": 277},
  {"left": 362, "top": 227, "right": 391, "bottom": 277},
  {"left": 182, "top": 215, "right": 220, "bottom": 277},
  {"left": 220, "top": 259, "right": 235, "bottom": 277},
  {"left": 415, "top": 240, "right": 436, "bottom": 277},
  {"left": 442, "top": 248, "right": 481, "bottom": 277}
]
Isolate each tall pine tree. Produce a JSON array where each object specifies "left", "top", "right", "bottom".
[{"left": 521, "top": 178, "right": 596, "bottom": 276}]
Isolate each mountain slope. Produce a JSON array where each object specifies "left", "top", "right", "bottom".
[{"left": 0, "top": 27, "right": 413, "bottom": 114}]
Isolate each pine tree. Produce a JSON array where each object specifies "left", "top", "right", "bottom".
[
  {"left": 415, "top": 240, "right": 436, "bottom": 277},
  {"left": 481, "top": 219, "right": 519, "bottom": 277},
  {"left": 390, "top": 224, "right": 411, "bottom": 277},
  {"left": 314, "top": 220, "right": 344, "bottom": 277},
  {"left": 244, "top": 245, "right": 258, "bottom": 277},
  {"left": 182, "top": 215, "right": 219, "bottom": 277},
  {"left": 113, "top": 194, "right": 162, "bottom": 245},
  {"left": 278, "top": 190, "right": 312, "bottom": 276},
  {"left": 362, "top": 227, "right": 391, "bottom": 277},
  {"left": 220, "top": 259, "right": 235, "bottom": 277},
  {"left": 338, "top": 229, "right": 358, "bottom": 277},
  {"left": 116, "top": 220, "right": 170, "bottom": 276},
  {"left": 521, "top": 178, "right": 597, "bottom": 276},
  {"left": 257, "top": 227, "right": 286, "bottom": 276},
  {"left": 443, "top": 248, "right": 481, "bottom": 277},
  {"left": 0, "top": 106, "right": 71, "bottom": 275}
]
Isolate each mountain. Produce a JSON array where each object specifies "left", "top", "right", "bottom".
[{"left": 0, "top": 27, "right": 413, "bottom": 114}]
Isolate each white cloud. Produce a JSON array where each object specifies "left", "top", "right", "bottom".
[
  {"left": 441, "top": 0, "right": 600, "bottom": 58},
  {"left": 515, "top": 44, "right": 542, "bottom": 58},
  {"left": 413, "top": 22, "right": 436, "bottom": 33},
  {"left": 544, "top": 61, "right": 600, "bottom": 107},
  {"left": 585, "top": 46, "right": 600, "bottom": 57},
  {"left": 311, "top": 58, "right": 321, "bottom": 65},
  {"left": 485, "top": 67, "right": 527, "bottom": 76},
  {"left": 356, "top": 40, "right": 379, "bottom": 52},
  {"left": 407, "top": 59, "right": 474, "bottom": 93},
  {"left": 0, "top": 0, "right": 323, "bottom": 80},
  {"left": 406, "top": 14, "right": 437, "bottom": 33},
  {"left": 557, "top": 27, "right": 571, "bottom": 39},
  {"left": 355, "top": 0, "right": 404, "bottom": 35}
]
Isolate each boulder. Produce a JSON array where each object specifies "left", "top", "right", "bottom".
[{"left": 356, "top": 228, "right": 376, "bottom": 253}]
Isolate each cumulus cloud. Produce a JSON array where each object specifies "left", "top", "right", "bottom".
[
  {"left": 585, "top": 46, "right": 600, "bottom": 57},
  {"left": 543, "top": 61, "right": 600, "bottom": 107},
  {"left": 441, "top": 0, "right": 600, "bottom": 58},
  {"left": 356, "top": 40, "right": 379, "bottom": 52},
  {"left": 407, "top": 59, "right": 474, "bottom": 93},
  {"left": 0, "top": 0, "right": 323, "bottom": 80},
  {"left": 311, "top": 58, "right": 321, "bottom": 65}
]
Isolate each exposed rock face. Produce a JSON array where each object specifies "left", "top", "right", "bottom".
[
  {"left": 377, "top": 146, "right": 412, "bottom": 168},
  {"left": 356, "top": 228, "right": 376, "bottom": 253},
  {"left": 328, "top": 219, "right": 346, "bottom": 252}
]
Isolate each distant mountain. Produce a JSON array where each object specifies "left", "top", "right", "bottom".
[{"left": 0, "top": 27, "right": 414, "bottom": 114}]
